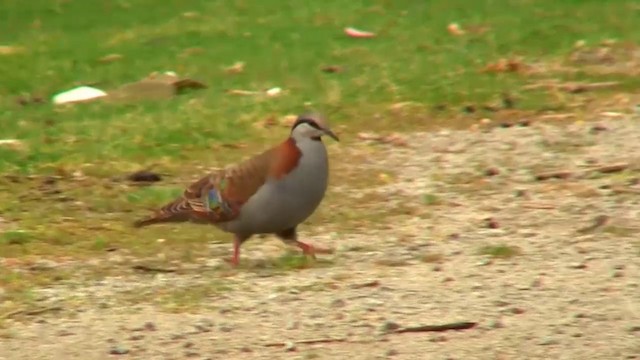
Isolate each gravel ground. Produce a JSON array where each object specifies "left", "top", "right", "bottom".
[{"left": 2, "top": 117, "right": 640, "bottom": 360}]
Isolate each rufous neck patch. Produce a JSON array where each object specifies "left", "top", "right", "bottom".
[{"left": 270, "top": 138, "right": 302, "bottom": 179}]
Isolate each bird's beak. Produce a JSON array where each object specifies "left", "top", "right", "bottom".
[{"left": 323, "top": 128, "right": 340, "bottom": 142}]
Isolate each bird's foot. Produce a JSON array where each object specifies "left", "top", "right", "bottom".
[
  {"left": 295, "top": 241, "right": 334, "bottom": 258},
  {"left": 224, "top": 257, "right": 240, "bottom": 267}
]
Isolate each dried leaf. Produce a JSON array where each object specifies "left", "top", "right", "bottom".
[
  {"left": 98, "top": 54, "right": 123, "bottom": 63},
  {"left": 0, "top": 139, "right": 26, "bottom": 151},
  {"left": 482, "top": 58, "right": 527, "bottom": 73},
  {"left": 321, "top": 65, "right": 342, "bottom": 73},
  {"left": 344, "top": 27, "right": 376, "bottom": 38},
  {"left": 357, "top": 132, "right": 408, "bottom": 147},
  {"left": 224, "top": 61, "right": 245, "bottom": 74},
  {"left": 180, "top": 47, "right": 205, "bottom": 57},
  {"left": 0, "top": 45, "right": 25, "bottom": 55},
  {"left": 447, "top": 23, "right": 465, "bottom": 36}
]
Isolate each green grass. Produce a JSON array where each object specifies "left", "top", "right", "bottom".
[
  {"left": 478, "top": 244, "right": 522, "bottom": 259},
  {"left": 1, "top": 0, "right": 639, "bottom": 316}
]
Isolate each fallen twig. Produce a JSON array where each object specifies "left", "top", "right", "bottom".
[
  {"left": 2, "top": 306, "right": 63, "bottom": 319},
  {"left": 132, "top": 264, "right": 178, "bottom": 273},
  {"left": 576, "top": 215, "right": 610, "bottom": 234},
  {"left": 534, "top": 162, "right": 630, "bottom": 181},
  {"left": 391, "top": 321, "right": 477, "bottom": 334},
  {"left": 523, "top": 81, "right": 620, "bottom": 93},
  {"left": 534, "top": 170, "right": 573, "bottom": 181},
  {"left": 264, "top": 338, "right": 349, "bottom": 347},
  {"left": 521, "top": 202, "right": 557, "bottom": 210}
]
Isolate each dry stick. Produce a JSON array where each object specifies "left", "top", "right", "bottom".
[
  {"left": 264, "top": 338, "right": 349, "bottom": 347},
  {"left": 264, "top": 322, "right": 478, "bottom": 348},
  {"left": 2, "top": 306, "right": 63, "bottom": 319},
  {"left": 522, "top": 81, "right": 620, "bottom": 93},
  {"left": 392, "top": 321, "right": 477, "bottom": 334},
  {"left": 535, "top": 162, "right": 629, "bottom": 181},
  {"left": 131, "top": 264, "right": 178, "bottom": 273}
]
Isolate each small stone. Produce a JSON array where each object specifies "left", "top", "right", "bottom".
[
  {"left": 183, "top": 342, "right": 194, "bottom": 349},
  {"left": 385, "top": 349, "right": 399, "bottom": 357},
  {"left": 613, "top": 264, "right": 625, "bottom": 270},
  {"left": 429, "top": 335, "right": 447, "bottom": 342},
  {"left": 144, "top": 321, "right": 157, "bottom": 331},
  {"left": 489, "top": 319, "right": 504, "bottom": 329},
  {"left": 56, "top": 329, "right": 74, "bottom": 337},
  {"left": 627, "top": 325, "right": 640, "bottom": 333},
  {"left": 483, "top": 217, "right": 500, "bottom": 229},
  {"left": 380, "top": 321, "right": 401, "bottom": 333},
  {"left": 108, "top": 346, "right": 129, "bottom": 355},
  {"left": 538, "top": 337, "right": 559, "bottom": 346},
  {"left": 284, "top": 341, "right": 297, "bottom": 352},
  {"left": 571, "top": 332, "right": 583, "bottom": 338},
  {"left": 331, "top": 299, "right": 346, "bottom": 308},
  {"left": 184, "top": 351, "right": 200, "bottom": 358},
  {"left": 129, "top": 334, "right": 144, "bottom": 341},
  {"left": 29, "top": 259, "right": 59, "bottom": 271},
  {"left": 432, "top": 265, "right": 442, "bottom": 272},
  {"left": 239, "top": 346, "right": 252, "bottom": 353},
  {"left": 569, "top": 262, "right": 587, "bottom": 269},
  {"left": 484, "top": 167, "right": 500, "bottom": 177},
  {"left": 612, "top": 271, "right": 624, "bottom": 278},
  {"left": 218, "top": 324, "right": 233, "bottom": 333},
  {"left": 510, "top": 307, "right": 525, "bottom": 315},
  {"left": 531, "top": 278, "right": 542, "bottom": 288},
  {"left": 286, "top": 320, "right": 299, "bottom": 330}
]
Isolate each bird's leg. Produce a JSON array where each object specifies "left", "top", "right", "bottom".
[
  {"left": 225, "top": 234, "right": 248, "bottom": 267},
  {"left": 276, "top": 228, "right": 334, "bottom": 258}
]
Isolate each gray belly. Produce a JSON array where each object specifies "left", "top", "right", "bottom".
[{"left": 220, "top": 144, "right": 329, "bottom": 235}]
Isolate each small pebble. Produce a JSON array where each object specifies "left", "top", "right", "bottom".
[
  {"left": 385, "top": 349, "right": 399, "bottom": 357},
  {"left": 538, "top": 337, "right": 559, "bottom": 346},
  {"left": 510, "top": 307, "right": 525, "bottom": 315},
  {"left": 284, "top": 341, "right": 297, "bottom": 352},
  {"left": 330, "top": 299, "right": 346, "bottom": 308},
  {"left": 627, "top": 325, "right": 640, "bottom": 333},
  {"left": 569, "top": 262, "right": 587, "bottom": 269},
  {"left": 489, "top": 319, "right": 505, "bottom": 329},
  {"left": 108, "top": 346, "right": 129, "bottom": 355},
  {"left": 380, "top": 321, "right": 401, "bottom": 333}
]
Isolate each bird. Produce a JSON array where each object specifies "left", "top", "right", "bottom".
[{"left": 133, "top": 113, "right": 339, "bottom": 266}]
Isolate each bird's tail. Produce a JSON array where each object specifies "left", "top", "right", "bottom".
[
  {"left": 133, "top": 197, "right": 194, "bottom": 228},
  {"left": 132, "top": 210, "right": 191, "bottom": 228}
]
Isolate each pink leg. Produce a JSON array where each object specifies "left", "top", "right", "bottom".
[{"left": 224, "top": 235, "right": 243, "bottom": 267}]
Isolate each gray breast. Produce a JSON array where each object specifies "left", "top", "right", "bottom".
[{"left": 222, "top": 139, "right": 329, "bottom": 235}]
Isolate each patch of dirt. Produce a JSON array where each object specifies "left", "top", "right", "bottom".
[{"left": 2, "top": 117, "right": 640, "bottom": 360}]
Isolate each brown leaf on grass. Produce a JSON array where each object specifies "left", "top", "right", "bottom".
[
  {"left": 98, "top": 54, "right": 123, "bottom": 63},
  {"left": 481, "top": 58, "right": 528, "bottom": 73},
  {"left": 224, "top": 61, "right": 245, "bottom": 74},
  {"left": 0, "top": 45, "right": 25, "bottom": 55},
  {"left": 447, "top": 23, "right": 465, "bottom": 36},
  {"left": 219, "top": 143, "right": 247, "bottom": 149},
  {"left": 321, "top": 65, "right": 343, "bottom": 73},
  {"left": 0, "top": 139, "right": 27, "bottom": 152},
  {"left": 254, "top": 116, "right": 277, "bottom": 129},
  {"left": 180, "top": 47, "right": 205, "bottom": 57},
  {"left": 357, "top": 132, "right": 409, "bottom": 147},
  {"left": 523, "top": 81, "right": 620, "bottom": 94}
]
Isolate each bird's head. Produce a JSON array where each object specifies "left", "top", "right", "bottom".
[{"left": 290, "top": 113, "right": 339, "bottom": 142}]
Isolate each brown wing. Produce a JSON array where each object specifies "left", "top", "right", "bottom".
[{"left": 133, "top": 146, "right": 281, "bottom": 228}]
